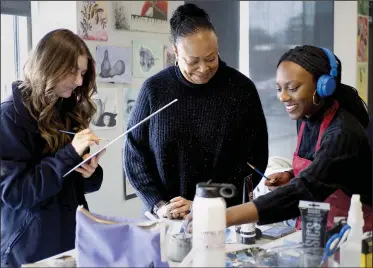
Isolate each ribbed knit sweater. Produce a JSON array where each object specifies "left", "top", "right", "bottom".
[
  {"left": 253, "top": 99, "right": 372, "bottom": 224},
  {"left": 123, "top": 59, "right": 268, "bottom": 210}
]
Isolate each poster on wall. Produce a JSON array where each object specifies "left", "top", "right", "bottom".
[
  {"left": 123, "top": 87, "right": 141, "bottom": 119},
  {"left": 357, "top": 16, "right": 369, "bottom": 62},
  {"left": 96, "top": 45, "right": 132, "bottom": 84},
  {"left": 78, "top": 1, "right": 108, "bottom": 41},
  {"left": 130, "top": 1, "right": 169, "bottom": 33},
  {"left": 132, "top": 40, "right": 163, "bottom": 78},
  {"left": 356, "top": 63, "right": 368, "bottom": 103},
  {"left": 122, "top": 149, "right": 137, "bottom": 200},
  {"left": 163, "top": 45, "right": 176, "bottom": 69},
  {"left": 356, "top": 0, "right": 369, "bottom": 104},
  {"left": 112, "top": 1, "right": 131, "bottom": 31},
  {"left": 90, "top": 88, "right": 119, "bottom": 130},
  {"left": 357, "top": 0, "right": 369, "bottom": 16}
]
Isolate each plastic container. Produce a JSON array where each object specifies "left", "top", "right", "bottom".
[{"left": 339, "top": 194, "right": 364, "bottom": 267}]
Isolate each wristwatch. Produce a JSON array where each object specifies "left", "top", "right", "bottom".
[{"left": 153, "top": 200, "right": 169, "bottom": 215}]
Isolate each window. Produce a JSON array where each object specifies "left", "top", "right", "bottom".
[
  {"left": 1, "top": 1, "right": 32, "bottom": 102},
  {"left": 240, "top": 1, "right": 334, "bottom": 159}
]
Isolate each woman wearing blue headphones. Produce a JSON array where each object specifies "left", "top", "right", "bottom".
[{"left": 222, "top": 45, "right": 372, "bottom": 232}]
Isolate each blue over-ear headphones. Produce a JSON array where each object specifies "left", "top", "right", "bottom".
[{"left": 317, "top": 47, "right": 338, "bottom": 98}]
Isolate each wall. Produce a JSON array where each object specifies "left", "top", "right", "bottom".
[
  {"left": 184, "top": 0, "right": 240, "bottom": 70},
  {"left": 31, "top": 1, "right": 183, "bottom": 218},
  {"left": 333, "top": 1, "right": 358, "bottom": 87}
]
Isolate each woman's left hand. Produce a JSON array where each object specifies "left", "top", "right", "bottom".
[
  {"left": 168, "top": 196, "right": 193, "bottom": 219},
  {"left": 75, "top": 150, "right": 106, "bottom": 178}
]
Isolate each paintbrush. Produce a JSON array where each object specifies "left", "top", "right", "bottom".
[
  {"left": 58, "top": 130, "right": 109, "bottom": 141},
  {"left": 247, "top": 162, "right": 271, "bottom": 181}
]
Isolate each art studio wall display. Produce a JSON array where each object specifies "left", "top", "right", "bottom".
[
  {"left": 356, "top": 0, "right": 369, "bottom": 103},
  {"left": 78, "top": 1, "right": 108, "bottom": 41},
  {"left": 163, "top": 45, "right": 176, "bottom": 69},
  {"left": 122, "top": 149, "right": 137, "bottom": 200},
  {"left": 91, "top": 88, "right": 119, "bottom": 130},
  {"left": 123, "top": 87, "right": 141, "bottom": 119},
  {"left": 130, "top": 1, "right": 169, "bottom": 34},
  {"left": 96, "top": 45, "right": 132, "bottom": 84},
  {"left": 112, "top": 1, "right": 131, "bottom": 31},
  {"left": 132, "top": 40, "right": 163, "bottom": 78}
]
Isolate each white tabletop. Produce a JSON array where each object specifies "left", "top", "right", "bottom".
[{"left": 31, "top": 223, "right": 302, "bottom": 267}]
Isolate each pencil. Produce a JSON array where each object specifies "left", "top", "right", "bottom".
[
  {"left": 58, "top": 130, "right": 109, "bottom": 141},
  {"left": 247, "top": 162, "right": 270, "bottom": 180}
]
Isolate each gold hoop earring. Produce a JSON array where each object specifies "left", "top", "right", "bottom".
[{"left": 313, "top": 91, "right": 320, "bottom": 106}]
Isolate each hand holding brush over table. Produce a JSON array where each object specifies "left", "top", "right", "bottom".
[
  {"left": 247, "top": 162, "right": 293, "bottom": 191},
  {"left": 264, "top": 171, "right": 293, "bottom": 191}
]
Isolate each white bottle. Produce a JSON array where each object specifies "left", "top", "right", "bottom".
[
  {"left": 340, "top": 194, "right": 364, "bottom": 267},
  {"left": 192, "top": 182, "right": 237, "bottom": 267}
]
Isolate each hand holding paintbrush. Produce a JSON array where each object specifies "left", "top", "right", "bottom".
[
  {"left": 59, "top": 130, "right": 109, "bottom": 141},
  {"left": 247, "top": 162, "right": 292, "bottom": 189},
  {"left": 61, "top": 129, "right": 104, "bottom": 157}
]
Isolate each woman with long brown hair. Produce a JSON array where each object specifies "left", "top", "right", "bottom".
[{"left": 0, "top": 29, "right": 105, "bottom": 267}]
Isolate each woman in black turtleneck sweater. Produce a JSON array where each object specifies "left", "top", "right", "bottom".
[
  {"left": 223, "top": 45, "right": 372, "bottom": 232},
  {"left": 123, "top": 4, "right": 268, "bottom": 219}
]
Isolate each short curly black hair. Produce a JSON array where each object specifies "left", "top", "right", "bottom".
[{"left": 169, "top": 3, "right": 215, "bottom": 44}]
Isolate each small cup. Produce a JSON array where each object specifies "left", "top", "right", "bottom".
[{"left": 167, "top": 233, "right": 192, "bottom": 262}]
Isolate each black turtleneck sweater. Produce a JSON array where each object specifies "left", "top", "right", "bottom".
[
  {"left": 253, "top": 100, "right": 372, "bottom": 224},
  {"left": 123, "top": 59, "right": 268, "bottom": 210}
]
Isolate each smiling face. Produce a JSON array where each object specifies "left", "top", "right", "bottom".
[
  {"left": 54, "top": 55, "right": 88, "bottom": 98},
  {"left": 276, "top": 61, "right": 321, "bottom": 120},
  {"left": 173, "top": 30, "right": 219, "bottom": 84}
]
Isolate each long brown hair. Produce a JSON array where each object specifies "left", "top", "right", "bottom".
[{"left": 20, "top": 29, "right": 97, "bottom": 153}]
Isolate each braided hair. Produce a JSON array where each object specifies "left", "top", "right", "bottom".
[
  {"left": 278, "top": 45, "right": 370, "bottom": 128},
  {"left": 169, "top": 3, "right": 215, "bottom": 44}
]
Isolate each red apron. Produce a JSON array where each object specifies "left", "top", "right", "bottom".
[{"left": 293, "top": 100, "right": 372, "bottom": 232}]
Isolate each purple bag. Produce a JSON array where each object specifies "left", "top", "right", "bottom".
[{"left": 75, "top": 206, "right": 169, "bottom": 267}]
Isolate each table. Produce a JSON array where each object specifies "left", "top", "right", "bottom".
[{"left": 31, "top": 223, "right": 302, "bottom": 267}]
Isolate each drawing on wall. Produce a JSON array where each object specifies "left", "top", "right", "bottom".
[
  {"left": 357, "top": 16, "right": 368, "bottom": 62},
  {"left": 122, "top": 149, "right": 137, "bottom": 200},
  {"left": 113, "top": 1, "right": 131, "bottom": 30},
  {"left": 163, "top": 45, "right": 176, "bottom": 68},
  {"left": 123, "top": 88, "right": 141, "bottom": 119},
  {"left": 357, "top": 0, "right": 369, "bottom": 16},
  {"left": 78, "top": 1, "right": 108, "bottom": 41},
  {"left": 96, "top": 45, "right": 131, "bottom": 84},
  {"left": 91, "top": 88, "right": 119, "bottom": 130},
  {"left": 130, "top": 1, "right": 169, "bottom": 33},
  {"left": 132, "top": 40, "right": 163, "bottom": 78},
  {"left": 356, "top": 63, "right": 368, "bottom": 103}
]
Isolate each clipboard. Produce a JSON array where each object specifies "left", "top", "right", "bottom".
[{"left": 63, "top": 99, "right": 178, "bottom": 177}]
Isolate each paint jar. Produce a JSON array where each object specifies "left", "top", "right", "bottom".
[{"left": 167, "top": 233, "right": 192, "bottom": 262}]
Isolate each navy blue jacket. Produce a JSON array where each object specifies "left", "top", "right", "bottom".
[{"left": 0, "top": 83, "right": 103, "bottom": 267}]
